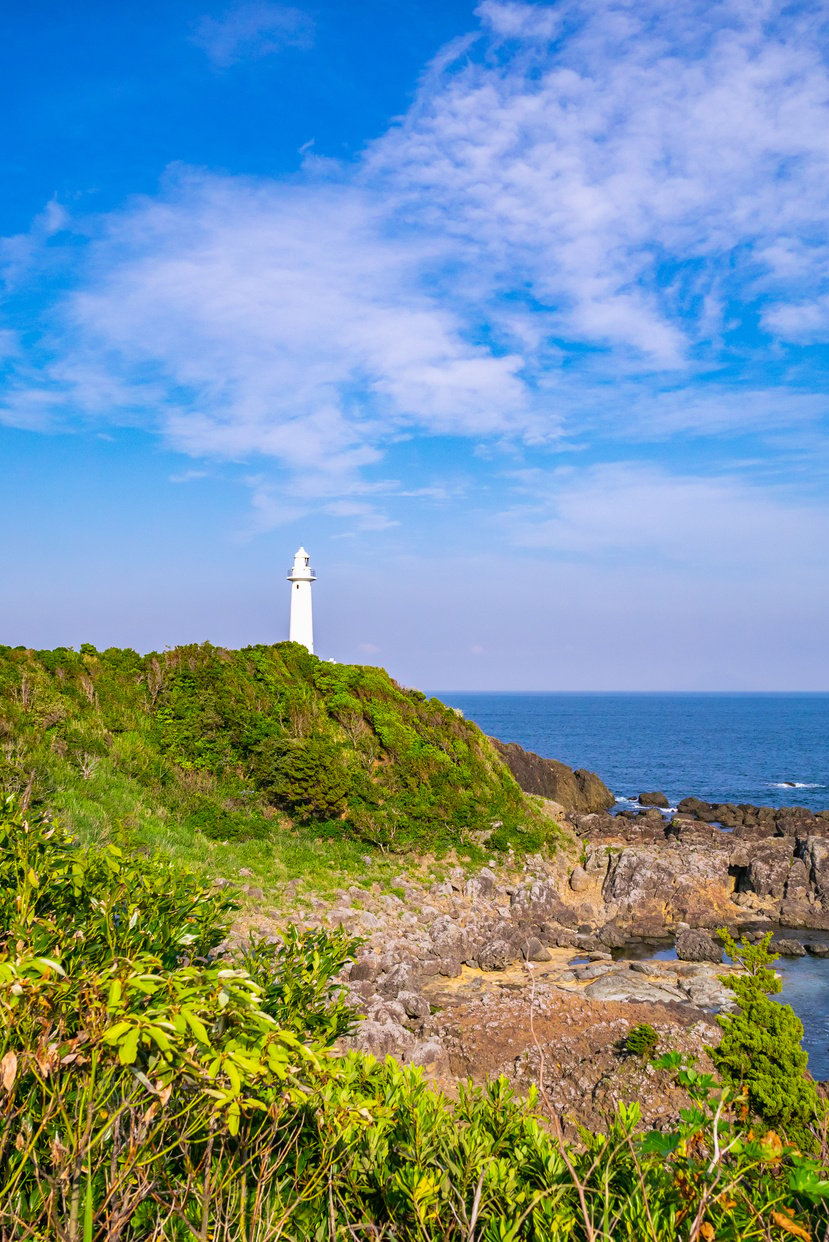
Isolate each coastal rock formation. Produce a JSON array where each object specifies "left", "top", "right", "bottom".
[
  {"left": 569, "top": 810, "right": 829, "bottom": 931},
  {"left": 492, "top": 740, "right": 614, "bottom": 813},
  {"left": 675, "top": 928, "right": 722, "bottom": 962},
  {"left": 674, "top": 798, "right": 829, "bottom": 837},
  {"left": 639, "top": 791, "right": 670, "bottom": 808},
  {"left": 240, "top": 780, "right": 829, "bottom": 1130},
  {"left": 429, "top": 981, "right": 721, "bottom": 1134}
]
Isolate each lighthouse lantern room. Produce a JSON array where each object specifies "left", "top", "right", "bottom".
[{"left": 287, "top": 547, "right": 316, "bottom": 653}]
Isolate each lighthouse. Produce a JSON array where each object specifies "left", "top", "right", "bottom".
[{"left": 287, "top": 546, "right": 316, "bottom": 653}]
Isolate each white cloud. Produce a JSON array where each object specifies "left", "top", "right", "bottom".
[
  {"left": 3, "top": 0, "right": 829, "bottom": 505},
  {"left": 370, "top": 0, "right": 829, "bottom": 366},
  {"left": 1, "top": 198, "right": 69, "bottom": 289},
  {"left": 501, "top": 463, "right": 829, "bottom": 579},
  {"left": 192, "top": 2, "right": 313, "bottom": 67},
  {"left": 476, "top": 2, "right": 562, "bottom": 41},
  {"left": 10, "top": 173, "right": 532, "bottom": 480}
]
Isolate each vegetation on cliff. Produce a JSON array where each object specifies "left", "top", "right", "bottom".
[
  {"left": 1, "top": 804, "right": 827, "bottom": 1241},
  {"left": 0, "top": 642, "right": 550, "bottom": 877}
]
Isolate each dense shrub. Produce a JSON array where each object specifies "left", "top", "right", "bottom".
[{"left": 0, "top": 641, "right": 548, "bottom": 855}]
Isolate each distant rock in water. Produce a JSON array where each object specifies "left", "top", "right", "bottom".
[
  {"left": 492, "top": 740, "right": 614, "bottom": 814},
  {"left": 639, "top": 791, "right": 670, "bottom": 808}
]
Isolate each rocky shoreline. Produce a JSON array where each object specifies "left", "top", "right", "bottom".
[{"left": 233, "top": 742, "right": 829, "bottom": 1130}]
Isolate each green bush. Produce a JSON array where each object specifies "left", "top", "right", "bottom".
[
  {"left": 624, "top": 1022, "right": 659, "bottom": 1059},
  {"left": 713, "top": 929, "right": 825, "bottom": 1150},
  {"left": 0, "top": 641, "right": 549, "bottom": 856}
]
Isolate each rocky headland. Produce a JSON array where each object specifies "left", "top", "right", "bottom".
[
  {"left": 222, "top": 740, "right": 829, "bottom": 1132},
  {"left": 228, "top": 741, "right": 829, "bottom": 1130}
]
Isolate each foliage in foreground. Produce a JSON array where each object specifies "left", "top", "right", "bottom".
[
  {"left": 0, "top": 640, "right": 548, "bottom": 856},
  {"left": 1, "top": 806, "right": 827, "bottom": 1241}
]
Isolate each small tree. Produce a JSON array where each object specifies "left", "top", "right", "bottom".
[{"left": 712, "top": 930, "right": 822, "bottom": 1149}]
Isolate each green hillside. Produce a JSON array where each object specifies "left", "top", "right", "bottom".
[{"left": 0, "top": 642, "right": 548, "bottom": 880}]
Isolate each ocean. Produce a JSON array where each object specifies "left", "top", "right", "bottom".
[
  {"left": 435, "top": 691, "right": 829, "bottom": 1077},
  {"left": 434, "top": 692, "right": 829, "bottom": 811}
]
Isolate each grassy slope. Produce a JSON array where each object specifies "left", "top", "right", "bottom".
[{"left": 0, "top": 641, "right": 553, "bottom": 900}]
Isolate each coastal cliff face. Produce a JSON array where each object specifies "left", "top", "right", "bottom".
[{"left": 492, "top": 739, "right": 615, "bottom": 813}]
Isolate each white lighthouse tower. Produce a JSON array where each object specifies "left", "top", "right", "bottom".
[{"left": 287, "top": 546, "right": 316, "bottom": 653}]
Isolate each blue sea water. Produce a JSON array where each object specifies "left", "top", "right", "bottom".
[
  {"left": 433, "top": 692, "right": 829, "bottom": 811},
  {"left": 435, "top": 692, "right": 829, "bottom": 1077}
]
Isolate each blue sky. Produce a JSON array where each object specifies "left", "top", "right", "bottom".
[{"left": 2, "top": 0, "right": 828, "bottom": 689}]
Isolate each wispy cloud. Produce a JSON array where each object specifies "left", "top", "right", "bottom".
[
  {"left": 192, "top": 2, "right": 314, "bottom": 68},
  {"left": 2, "top": 0, "right": 829, "bottom": 512},
  {"left": 370, "top": 0, "right": 829, "bottom": 368},
  {"left": 499, "top": 462, "right": 829, "bottom": 579},
  {"left": 1, "top": 172, "right": 532, "bottom": 484}
]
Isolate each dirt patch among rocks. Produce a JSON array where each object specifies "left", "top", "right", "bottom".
[{"left": 419, "top": 965, "right": 718, "bottom": 1134}]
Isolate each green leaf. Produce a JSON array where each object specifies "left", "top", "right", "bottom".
[
  {"left": 118, "top": 1027, "right": 140, "bottom": 1065},
  {"left": 183, "top": 1009, "right": 210, "bottom": 1045},
  {"left": 103, "top": 1020, "right": 133, "bottom": 1045}
]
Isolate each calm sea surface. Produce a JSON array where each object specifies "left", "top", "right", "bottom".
[
  {"left": 434, "top": 692, "right": 829, "bottom": 1077},
  {"left": 433, "top": 692, "right": 829, "bottom": 811}
]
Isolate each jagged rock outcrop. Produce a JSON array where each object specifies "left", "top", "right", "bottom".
[
  {"left": 675, "top": 799, "right": 829, "bottom": 838},
  {"left": 492, "top": 740, "right": 614, "bottom": 813}
]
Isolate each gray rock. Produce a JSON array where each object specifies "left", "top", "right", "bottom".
[
  {"left": 807, "top": 942, "right": 829, "bottom": 957},
  {"left": 774, "top": 937, "right": 807, "bottom": 957},
  {"left": 437, "top": 957, "right": 463, "bottom": 978},
  {"left": 407, "top": 1040, "right": 445, "bottom": 1067},
  {"left": 478, "top": 938, "right": 516, "bottom": 971},
  {"left": 345, "top": 1020, "right": 415, "bottom": 1059},
  {"left": 242, "top": 884, "right": 264, "bottom": 900},
  {"left": 379, "top": 961, "right": 416, "bottom": 995},
  {"left": 238, "top": 867, "right": 254, "bottom": 878},
  {"left": 510, "top": 878, "right": 573, "bottom": 925},
  {"left": 429, "top": 917, "right": 470, "bottom": 964},
  {"left": 797, "top": 838, "right": 829, "bottom": 905},
  {"left": 397, "top": 990, "right": 431, "bottom": 1020},
  {"left": 368, "top": 1000, "right": 407, "bottom": 1024},
  {"left": 677, "top": 797, "right": 714, "bottom": 819},
  {"left": 741, "top": 841, "right": 796, "bottom": 899},
  {"left": 574, "top": 961, "right": 615, "bottom": 980},
  {"left": 521, "top": 936, "right": 552, "bottom": 962},
  {"left": 598, "top": 923, "right": 627, "bottom": 949},
  {"left": 583, "top": 973, "right": 683, "bottom": 1004},
  {"left": 327, "top": 907, "right": 357, "bottom": 928},
  {"left": 465, "top": 877, "right": 493, "bottom": 903},
  {"left": 349, "top": 956, "right": 379, "bottom": 982},
  {"left": 675, "top": 929, "right": 722, "bottom": 963},
  {"left": 569, "top": 866, "right": 591, "bottom": 893},
  {"left": 680, "top": 976, "right": 734, "bottom": 1011},
  {"left": 478, "top": 867, "right": 498, "bottom": 894}
]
